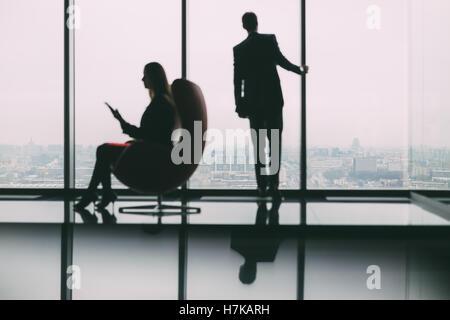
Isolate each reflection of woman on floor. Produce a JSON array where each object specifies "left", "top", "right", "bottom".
[{"left": 75, "top": 62, "right": 176, "bottom": 210}]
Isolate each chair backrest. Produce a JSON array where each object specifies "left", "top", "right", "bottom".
[
  {"left": 172, "top": 78, "right": 208, "bottom": 163},
  {"left": 112, "top": 79, "right": 207, "bottom": 193}
]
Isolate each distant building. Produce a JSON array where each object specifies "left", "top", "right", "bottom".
[
  {"left": 388, "top": 162, "right": 402, "bottom": 172},
  {"left": 432, "top": 169, "right": 450, "bottom": 178},
  {"left": 353, "top": 157, "right": 377, "bottom": 173},
  {"left": 351, "top": 137, "right": 362, "bottom": 152},
  {"left": 331, "top": 147, "right": 340, "bottom": 157}
]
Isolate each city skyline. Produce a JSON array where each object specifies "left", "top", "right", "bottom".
[{"left": 1, "top": 140, "right": 449, "bottom": 190}]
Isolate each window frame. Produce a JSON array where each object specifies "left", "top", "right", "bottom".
[{"left": 0, "top": 0, "right": 445, "bottom": 196}]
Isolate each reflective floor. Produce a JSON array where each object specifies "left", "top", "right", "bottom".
[{"left": 0, "top": 196, "right": 450, "bottom": 299}]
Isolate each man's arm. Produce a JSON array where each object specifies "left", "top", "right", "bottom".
[{"left": 272, "top": 35, "right": 303, "bottom": 75}]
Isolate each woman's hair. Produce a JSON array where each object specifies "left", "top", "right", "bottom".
[{"left": 143, "top": 62, "right": 173, "bottom": 98}]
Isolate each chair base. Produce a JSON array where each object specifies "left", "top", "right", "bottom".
[{"left": 118, "top": 194, "right": 200, "bottom": 216}]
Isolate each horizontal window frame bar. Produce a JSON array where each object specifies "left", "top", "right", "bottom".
[{"left": 0, "top": 188, "right": 449, "bottom": 200}]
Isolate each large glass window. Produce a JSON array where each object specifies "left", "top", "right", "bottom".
[
  {"left": 0, "top": 0, "right": 64, "bottom": 188},
  {"left": 188, "top": 0, "right": 301, "bottom": 189},
  {"left": 408, "top": 0, "right": 450, "bottom": 190},
  {"left": 1, "top": 0, "right": 448, "bottom": 192},
  {"left": 74, "top": 0, "right": 181, "bottom": 188},
  {"left": 307, "top": 0, "right": 410, "bottom": 189}
]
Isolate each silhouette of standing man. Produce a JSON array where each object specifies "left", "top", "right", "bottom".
[{"left": 233, "top": 12, "right": 308, "bottom": 197}]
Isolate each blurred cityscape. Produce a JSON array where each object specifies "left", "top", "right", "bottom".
[
  {"left": 0, "top": 140, "right": 64, "bottom": 188},
  {"left": 1, "top": 138, "right": 449, "bottom": 190}
]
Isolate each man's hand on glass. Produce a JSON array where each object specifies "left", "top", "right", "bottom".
[{"left": 300, "top": 64, "right": 309, "bottom": 74}]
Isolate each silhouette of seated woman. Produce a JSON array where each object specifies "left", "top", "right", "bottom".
[{"left": 75, "top": 62, "right": 176, "bottom": 210}]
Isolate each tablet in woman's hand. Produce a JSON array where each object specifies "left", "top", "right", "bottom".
[{"left": 105, "top": 102, "right": 115, "bottom": 114}]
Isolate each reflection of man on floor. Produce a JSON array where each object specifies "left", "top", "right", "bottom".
[{"left": 230, "top": 199, "right": 282, "bottom": 284}]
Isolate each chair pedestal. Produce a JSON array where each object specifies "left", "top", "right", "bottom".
[{"left": 118, "top": 195, "right": 200, "bottom": 215}]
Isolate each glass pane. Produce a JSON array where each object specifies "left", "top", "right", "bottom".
[
  {"left": 307, "top": 0, "right": 409, "bottom": 189},
  {"left": 406, "top": 240, "right": 450, "bottom": 299},
  {"left": 305, "top": 239, "right": 450, "bottom": 299},
  {"left": 409, "top": 0, "right": 450, "bottom": 190},
  {"left": 307, "top": 202, "right": 450, "bottom": 225},
  {"left": 188, "top": 0, "right": 301, "bottom": 189},
  {"left": 75, "top": 0, "right": 181, "bottom": 188},
  {"left": 187, "top": 200, "right": 300, "bottom": 225},
  {"left": 0, "top": 225, "right": 61, "bottom": 299},
  {"left": 72, "top": 226, "right": 179, "bottom": 299},
  {"left": 187, "top": 230, "right": 297, "bottom": 299},
  {"left": 304, "top": 239, "right": 407, "bottom": 299},
  {"left": 0, "top": 200, "right": 63, "bottom": 223},
  {"left": 0, "top": 0, "right": 63, "bottom": 188}
]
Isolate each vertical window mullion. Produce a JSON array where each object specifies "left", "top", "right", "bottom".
[
  {"left": 64, "top": 0, "right": 75, "bottom": 190},
  {"left": 300, "top": 0, "right": 307, "bottom": 191}
]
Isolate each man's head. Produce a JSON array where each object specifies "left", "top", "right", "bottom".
[{"left": 242, "top": 12, "right": 258, "bottom": 33}]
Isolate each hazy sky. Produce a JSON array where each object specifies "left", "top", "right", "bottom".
[
  {"left": 307, "top": 0, "right": 450, "bottom": 148},
  {"left": 0, "top": 0, "right": 63, "bottom": 146},
  {"left": 1, "top": 0, "right": 449, "bottom": 148}
]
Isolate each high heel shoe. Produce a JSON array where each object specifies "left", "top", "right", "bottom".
[
  {"left": 96, "top": 207, "right": 117, "bottom": 224},
  {"left": 74, "top": 207, "right": 99, "bottom": 224},
  {"left": 74, "top": 191, "right": 98, "bottom": 210},
  {"left": 96, "top": 191, "right": 117, "bottom": 209}
]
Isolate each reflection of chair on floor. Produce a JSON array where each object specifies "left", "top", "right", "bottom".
[{"left": 111, "top": 79, "right": 207, "bottom": 215}]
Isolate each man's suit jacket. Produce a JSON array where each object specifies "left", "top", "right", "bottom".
[{"left": 233, "top": 32, "right": 301, "bottom": 118}]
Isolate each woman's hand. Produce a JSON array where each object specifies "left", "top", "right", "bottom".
[
  {"left": 110, "top": 108, "right": 131, "bottom": 133},
  {"left": 106, "top": 102, "right": 125, "bottom": 124}
]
